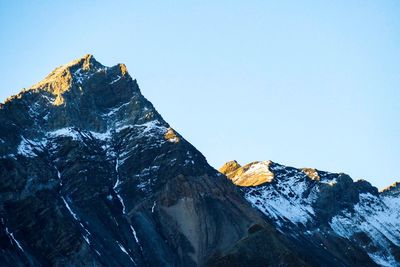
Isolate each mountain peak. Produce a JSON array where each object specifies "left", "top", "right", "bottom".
[
  {"left": 2, "top": 55, "right": 135, "bottom": 110},
  {"left": 1, "top": 55, "right": 145, "bottom": 135},
  {"left": 220, "top": 160, "right": 274, "bottom": 186},
  {"left": 30, "top": 54, "right": 104, "bottom": 88},
  {"left": 63, "top": 53, "right": 103, "bottom": 71},
  {"left": 14, "top": 55, "right": 132, "bottom": 107}
]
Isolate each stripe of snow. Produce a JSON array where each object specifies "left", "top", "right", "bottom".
[
  {"left": 130, "top": 225, "right": 143, "bottom": 253},
  {"left": 62, "top": 197, "right": 92, "bottom": 245},
  {"left": 116, "top": 241, "right": 136, "bottom": 265},
  {"left": 5, "top": 227, "right": 24, "bottom": 252}
]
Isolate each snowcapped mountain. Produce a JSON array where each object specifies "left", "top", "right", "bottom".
[
  {"left": 0, "top": 55, "right": 316, "bottom": 267},
  {"left": 220, "top": 160, "right": 400, "bottom": 266},
  {"left": 1, "top": 54, "right": 398, "bottom": 266}
]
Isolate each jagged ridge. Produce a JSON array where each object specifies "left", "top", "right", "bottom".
[{"left": 220, "top": 160, "right": 400, "bottom": 266}]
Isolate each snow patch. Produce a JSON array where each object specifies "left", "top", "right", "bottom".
[
  {"left": 17, "top": 137, "right": 47, "bottom": 157},
  {"left": 244, "top": 164, "right": 317, "bottom": 227},
  {"left": 116, "top": 194, "right": 126, "bottom": 214},
  {"left": 320, "top": 178, "right": 337, "bottom": 186},
  {"left": 130, "top": 225, "right": 144, "bottom": 253},
  {"left": 104, "top": 98, "right": 132, "bottom": 117},
  {"left": 245, "top": 161, "right": 272, "bottom": 177},
  {"left": 116, "top": 241, "right": 136, "bottom": 264},
  {"left": 62, "top": 196, "right": 92, "bottom": 245},
  {"left": 48, "top": 128, "right": 81, "bottom": 141},
  {"left": 109, "top": 75, "right": 121, "bottom": 85},
  {"left": 88, "top": 130, "right": 111, "bottom": 141},
  {"left": 73, "top": 66, "right": 107, "bottom": 85},
  {"left": 138, "top": 120, "right": 168, "bottom": 136},
  {"left": 4, "top": 225, "right": 24, "bottom": 252},
  {"left": 62, "top": 197, "right": 79, "bottom": 221},
  {"left": 114, "top": 156, "right": 128, "bottom": 214},
  {"left": 55, "top": 166, "right": 62, "bottom": 186}
]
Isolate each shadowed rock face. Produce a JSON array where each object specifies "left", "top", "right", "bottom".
[
  {"left": 0, "top": 55, "right": 311, "bottom": 267},
  {"left": 220, "top": 160, "right": 400, "bottom": 267}
]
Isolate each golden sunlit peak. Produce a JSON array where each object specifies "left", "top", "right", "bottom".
[
  {"left": 4, "top": 54, "right": 133, "bottom": 107},
  {"left": 81, "top": 54, "right": 94, "bottom": 70},
  {"left": 220, "top": 160, "right": 274, "bottom": 187},
  {"left": 65, "top": 54, "right": 103, "bottom": 71},
  {"left": 25, "top": 54, "right": 107, "bottom": 106}
]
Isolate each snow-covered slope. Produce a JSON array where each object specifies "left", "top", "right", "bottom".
[
  {"left": 243, "top": 162, "right": 318, "bottom": 227},
  {"left": 330, "top": 192, "right": 400, "bottom": 266},
  {"left": 220, "top": 160, "right": 400, "bottom": 266}
]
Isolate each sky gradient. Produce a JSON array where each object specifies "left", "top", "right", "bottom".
[{"left": 1, "top": 1, "right": 399, "bottom": 189}]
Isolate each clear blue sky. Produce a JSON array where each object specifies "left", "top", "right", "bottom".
[{"left": 1, "top": 1, "right": 399, "bottom": 189}]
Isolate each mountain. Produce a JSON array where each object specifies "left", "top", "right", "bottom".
[
  {"left": 220, "top": 160, "right": 400, "bottom": 266},
  {"left": 0, "top": 55, "right": 315, "bottom": 267},
  {"left": 1, "top": 55, "right": 398, "bottom": 267}
]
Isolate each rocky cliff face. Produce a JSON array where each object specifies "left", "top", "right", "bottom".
[
  {"left": 220, "top": 161, "right": 400, "bottom": 267},
  {"left": 0, "top": 55, "right": 313, "bottom": 267}
]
